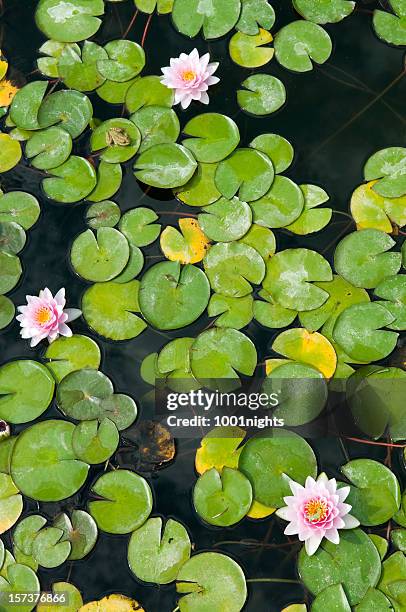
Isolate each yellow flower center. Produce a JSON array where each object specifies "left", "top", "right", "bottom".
[
  {"left": 35, "top": 306, "right": 52, "bottom": 325},
  {"left": 182, "top": 70, "right": 196, "bottom": 82},
  {"left": 304, "top": 497, "right": 328, "bottom": 522}
]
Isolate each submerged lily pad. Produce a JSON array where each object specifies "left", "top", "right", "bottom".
[
  {"left": 182, "top": 113, "right": 240, "bottom": 163},
  {"left": 229, "top": 29, "right": 274, "bottom": 68},
  {"left": 274, "top": 21, "right": 332, "bottom": 72},
  {"left": 35, "top": 0, "right": 104, "bottom": 42},
  {"left": 70, "top": 228, "right": 129, "bottom": 282},
  {"left": 139, "top": 261, "right": 210, "bottom": 329},
  {"left": 172, "top": 0, "right": 241, "bottom": 39},
  {"left": 238, "top": 74, "right": 286, "bottom": 116},
  {"left": 134, "top": 143, "right": 197, "bottom": 188},
  {"left": 128, "top": 517, "right": 191, "bottom": 584},
  {"left": 89, "top": 469, "right": 152, "bottom": 534}
]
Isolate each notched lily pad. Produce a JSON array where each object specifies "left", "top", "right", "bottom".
[
  {"left": 238, "top": 74, "right": 286, "bottom": 116},
  {"left": 70, "top": 227, "right": 129, "bottom": 282},
  {"left": 274, "top": 21, "right": 332, "bottom": 72},
  {"left": 229, "top": 29, "right": 274, "bottom": 68}
]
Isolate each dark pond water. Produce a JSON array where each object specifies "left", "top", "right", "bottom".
[{"left": 0, "top": 0, "right": 405, "bottom": 609}]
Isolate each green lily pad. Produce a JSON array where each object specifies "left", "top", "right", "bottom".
[
  {"left": 0, "top": 134, "right": 21, "bottom": 173},
  {"left": 239, "top": 225, "right": 276, "bottom": 260},
  {"left": 37, "top": 40, "right": 79, "bottom": 78},
  {"left": 378, "top": 551, "right": 406, "bottom": 611},
  {"left": 82, "top": 280, "right": 147, "bottom": 340},
  {"left": 0, "top": 360, "right": 55, "bottom": 424},
  {"left": 182, "top": 113, "right": 240, "bottom": 163},
  {"left": 134, "top": 143, "right": 197, "bottom": 188},
  {"left": 9, "top": 81, "right": 47, "bottom": 130},
  {"left": 10, "top": 419, "right": 89, "bottom": 501},
  {"left": 56, "top": 368, "right": 114, "bottom": 420},
  {"left": 97, "top": 40, "right": 145, "bottom": 82},
  {"left": 36, "top": 582, "right": 83, "bottom": 612},
  {"left": 128, "top": 517, "right": 191, "bottom": 584},
  {"left": 375, "top": 275, "right": 406, "bottom": 330},
  {"left": 0, "top": 563, "right": 40, "bottom": 612},
  {"left": 70, "top": 227, "right": 129, "bottom": 282},
  {"left": 195, "top": 426, "right": 246, "bottom": 474},
  {"left": 86, "top": 200, "right": 121, "bottom": 229},
  {"left": 130, "top": 106, "right": 180, "bottom": 153},
  {"left": 54, "top": 510, "right": 97, "bottom": 561},
  {"left": 238, "top": 74, "right": 286, "bottom": 115},
  {"left": 236, "top": 0, "right": 275, "bottom": 35},
  {"left": 229, "top": 29, "right": 274, "bottom": 68},
  {"left": 198, "top": 197, "right": 252, "bottom": 242},
  {"left": 335, "top": 229, "right": 402, "bottom": 288},
  {"left": 38, "top": 90, "right": 93, "bottom": 138},
  {"left": 113, "top": 245, "right": 144, "bottom": 283},
  {"left": 263, "top": 248, "right": 332, "bottom": 311},
  {"left": 350, "top": 182, "right": 406, "bottom": 232},
  {"left": 25, "top": 127, "right": 72, "bottom": 170},
  {"left": 0, "top": 192, "right": 40, "bottom": 230},
  {"left": 298, "top": 529, "right": 381, "bottom": 605},
  {"left": 293, "top": 0, "right": 355, "bottom": 24},
  {"left": 342, "top": 459, "right": 400, "bottom": 526},
  {"left": 373, "top": 10, "right": 406, "bottom": 47},
  {"left": 97, "top": 77, "right": 138, "bottom": 104},
  {"left": 312, "top": 584, "right": 351, "bottom": 612},
  {"left": 332, "top": 302, "right": 398, "bottom": 362},
  {"left": 239, "top": 430, "right": 317, "bottom": 507},
  {"left": 0, "top": 296, "right": 14, "bottom": 330},
  {"left": 43, "top": 156, "right": 97, "bottom": 203},
  {"left": 96, "top": 394, "right": 138, "bottom": 431},
  {"left": 139, "top": 261, "right": 210, "bottom": 329},
  {"left": 89, "top": 469, "right": 152, "bottom": 534},
  {"left": 0, "top": 222, "right": 26, "bottom": 255},
  {"left": 119, "top": 207, "right": 160, "bottom": 247},
  {"left": 204, "top": 241, "right": 265, "bottom": 296},
  {"left": 174, "top": 162, "right": 221, "bottom": 207},
  {"left": 172, "top": 0, "right": 241, "bottom": 39},
  {"left": 392, "top": 530, "right": 406, "bottom": 554},
  {"left": 35, "top": 0, "right": 104, "bottom": 42},
  {"left": 355, "top": 588, "right": 393, "bottom": 611},
  {"left": 254, "top": 289, "right": 297, "bottom": 328},
  {"left": 274, "top": 21, "right": 332, "bottom": 72},
  {"left": 32, "top": 527, "right": 71, "bottom": 568},
  {"left": 0, "top": 474, "right": 23, "bottom": 536},
  {"left": 126, "top": 75, "right": 174, "bottom": 112},
  {"left": 90, "top": 118, "right": 141, "bottom": 163},
  {"left": 194, "top": 467, "right": 252, "bottom": 526},
  {"left": 215, "top": 149, "right": 274, "bottom": 201},
  {"left": 87, "top": 161, "right": 123, "bottom": 203},
  {"left": 208, "top": 294, "right": 253, "bottom": 329},
  {"left": 58, "top": 41, "right": 107, "bottom": 91},
  {"left": 250, "top": 133, "right": 294, "bottom": 174},
  {"left": 176, "top": 552, "right": 247, "bottom": 611},
  {"left": 135, "top": 0, "right": 173, "bottom": 13},
  {"left": 364, "top": 147, "right": 406, "bottom": 198},
  {"left": 13, "top": 515, "right": 47, "bottom": 556},
  {"left": 286, "top": 184, "right": 332, "bottom": 235},
  {"left": 191, "top": 328, "right": 257, "bottom": 385},
  {"left": 0, "top": 252, "right": 21, "bottom": 295},
  {"left": 157, "top": 337, "right": 196, "bottom": 385},
  {"left": 72, "top": 418, "right": 119, "bottom": 464},
  {"left": 250, "top": 175, "right": 304, "bottom": 228},
  {"left": 45, "top": 334, "right": 101, "bottom": 383}
]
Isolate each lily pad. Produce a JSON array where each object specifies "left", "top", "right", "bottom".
[
  {"left": 0, "top": 360, "right": 55, "bottom": 424},
  {"left": 364, "top": 147, "right": 406, "bottom": 198},
  {"left": 238, "top": 74, "right": 286, "bottom": 115},
  {"left": 25, "top": 127, "right": 72, "bottom": 170},
  {"left": 0, "top": 191, "right": 40, "bottom": 230},
  {"left": 56, "top": 368, "right": 114, "bottom": 421},
  {"left": 375, "top": 275, "right": 406, "bottom": 330},
  {"left": 172, "top": 0, "right": 241, "bottom": 39},
  {"left": 254, "top": 289, "right": 297, "bottom": 328},
  {"left": 70, "top": 227, "right": 129, "bottom": 282},
  {"left": 134, "top": 143, "right": 197, "bottom": 188},
  {"left": 91, "top": 118, "right": 141, "bottom": 163},
  {"left": 293, "top": 0, "right": 355, "bottom": 24},
  {"left": 239, "top": 430, "right": 317, "bottom": 507},
  {"left": 13, "top": 515, "right": 47, "bottom": 556},
  {"left": 198, "top": 197, "right": 252, "bottom": 242},
  {"left": 135, "top": 0, "right": 174, "bottom": 13},
  {"left": 355, "top": 588, "right": 393, "bottom": 611},
  {"left": 208, "top": 294, "right": 253, "bottom": 329},
  {"left": 195, "top": 426, "right": 246, "bottom": 474},
  {"left": 312, "top": 584, "right": 351, "bottom": 611},
  {"left": 272, "top": 328, "right": 337, "bottom": 378},
  {"left": 82, "top": 280, "right": 147, "bottom": 340},
  {"left": 378, "top": 551, "right": 406, "bottom": 611},
  {"left": 250, "top": 133, "right": 294, "bottom": 174},
  {"left": 342, "top": 459, "right": 401, "bottom": 526},
  {"left": 373, "top": 10, "right": 406, "bottom": 46},
  {"left": 332, "top": 302, "right": 398, "bottom": 362},
  {"left": 80, "top": 594, "right": 144, "bottom": 611},
  {"left": 215, "top": 149, "right": 274, "bottom": 201},
  {"left": 58, "top": 41, "right": 107, "bottom": 91},
  {"left": 392, "top": 530, "right": 406, "bottom": 554},
  {"left": 229, "top": 29, "right": 274, "bottom": 68},
  {"left": 0, "top": 222, "right": 26, "bottom": 255},
  {"left": 194, "top": 467, "right": 252, "bottom": 526},
  {"left": 97, "top": 40, "right": 145, "bottom": 82},
  {"left": 239, "top": 224, "right": 276, "bottom": 260},
  {"left": 128, "top": 517, "right": 191, "bottom": 584},
  {"left": 157, "top": 338, "right": 197, "bottom": 388},
  {"left": 86, "top": 201, "right": 121, "bottom": 229},
  {"left": 9, "top": 81, "right": 47, "bottom": 130},
  {"left": 89, "top": 469, "right": 153, "bottom": 534},
  {"left": 72, "top": 418, "right": 119, "bottom": 464},
  {"left": 298, "top": 529, "right": 382, "bottom": 606},
  {"left": 176, "top": 552, "right": 247, "bottom": 611},
  {"left": 350, "top": 182, "right": 406, "bottom": 232},
  {"left": 87, "top": 161, "right": 123, "bottom": 203},
  {"left": 263, "top": 248, "right": 332, "bottom": 311},
  {"left": 35, "top": 0, "right": 104, "bottom": 42},
  {"left": 126, "top": 75, "right": 174, "bottom": 112},
  {"left": 0, "top": 563, "right": 40, "bottom": 612},
  {"left": 54, "top": 510, "right": 97, "bottom": 560},
  {"left": 43, "top": 156, "right": 97, "bottom": 204},
  {"left": 119, "top": 207, "right": 160, "bottom": 247},
  {"left": 236, "top": 0, "right": 275, "bottom": 35},
  {"left": 38, "top": 90, "right": 93, "bottom": 138},
  {"left": 36, "top": 582, "right": 83, "bottom": 612},
  {"left": 113, "top": 245, "right": 144, "bottom": 283},
  {"left": 250, "top": 175, "right": 304, "bottom": 228},
  {"left": 32, "top": 527, "right": 71, "bottom": 568},
  {"left": 10, "top": 420, "right": 89, "bottom": 501},
  {"left": 0, "top": 474, "right": 23, "bottom": 535},
  {"left": 0, "top": 252, "right": 21, "bottom": 295},
  {"left": 139, "top": 261, "right": 210, "bottom": 329},
  {"left": 45, "top": 334, "right": 101, "bottom": 383},
  {"left": 174, "top": 162, "right": 221, "bottom": 207},
  {"left": 0, "top": 296, "right": 14, "bottom": 330},
  {"left": 160, "top": 218, "right": 210, "bottom": 264},
  {"left": 286, "top": 184, "right": 332, "bottom": 235},
  {"left": 204, "top": 241, "right": 265, "bottom": 296},
  {"left": 0, "top": 134, "right": 21, "bottom": 173},
  {"left": 97, "top": 77, "right": 138, "bottom": 104},
  {"left": 182, "top": 113, "right": 240, "bottom": 163},
  {"left": 274, "top": 21, "right": 332, "bottom": 72},
  {"left": 130, "top": 106, "right": 180, "bottom": 153}
]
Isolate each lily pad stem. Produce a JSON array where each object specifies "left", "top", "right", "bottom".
[
  {"left": 123, "top": 9, "right": 139, "bottom": 38},
  {"left": 141, "top": 13, "right": 153, "bottom": 47}
]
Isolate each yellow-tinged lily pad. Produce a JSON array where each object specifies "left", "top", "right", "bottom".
[
  {"left": 272, "top": 328, "right": 337, "bottom": 378},
  {"left": 229, "top": 29, "right": 274, "bottom": 68},
  {"left": 247, "top": 499, "right": 275, "bottom": 519},
  {"left": 0, "top": 134, "right": 21, "bottom": 173},
  {"left": 195, "top": 426, "right": 246, "bottom": 474},
  {"left": 79, "top": 594, "right": 144, "bottom": 611},
  {"left": 160, "top": 218, "right": 210, "bottom": 264},
  {"left": 350, "top": 181, "right": 406, "bottom": 232}
]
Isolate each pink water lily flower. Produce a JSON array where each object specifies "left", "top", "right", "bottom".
[
  {"left": 160, "top": 48, "right": 220, "bottom": 109},
  {"left": 276, "top": 473, "right": 360, "bottom": 556},
  {"left": 16, "top": 287, "right": 81, "bottom": 347}
]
